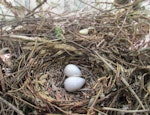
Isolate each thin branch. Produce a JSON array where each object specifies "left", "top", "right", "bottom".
[
  {"left": 94, "top": 50, "right": 148, "bottom": 113},
  {"left": 120, "top": 76, "right": 147, "bottom": 111},
  {"left": 102, "top": 107, "right": 150, "bottom": 113},
  {"left": 0, "top": 96, "right": 24, "bottom": 115}
]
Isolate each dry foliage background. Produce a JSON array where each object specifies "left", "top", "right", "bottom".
[{"left": 0, "top": 0, "right": 150, "bottom": 115}]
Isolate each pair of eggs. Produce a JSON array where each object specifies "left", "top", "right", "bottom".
[{"left": 64, "top": 64, "right": 85, "bottom": 92}]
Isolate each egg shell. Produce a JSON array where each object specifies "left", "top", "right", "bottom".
[
  {"left": 64, "top": 64, "right": 82, "bottom": 77},
  {"left": 64, "top": 76, "right": 85, "bottom": 92},
  {"left": 79, "top": 28, "right": 89, "bottom": 35}
]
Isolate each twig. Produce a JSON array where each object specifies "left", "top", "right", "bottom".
[
  {"left": 0, "top": 35, "right": 61, "bottom": 42},
  {"left": 113, "top": 9, "right": 128, "bottom": 40},
  {"left": 0, "top": 66, "right": 5, "bottom": 92},
  {"left": 102, "top": 107, "right": 150, "bottom": 113},
  {"left": 94, "top": 50, "right": 148, "bottom": 113},
  {"left": 92, "top": 87, "right": 103, "bottom": 107},
  {"left": 0, "top": 96, "right": 24, "bottom": 115},
  {"left": 120, "top": 76, "right": 148, "bottom": 112},
  {"left": 94, "top": 51, "right": 116, "bottom": 71},
  {"left": 25, "top": 0, "right": 47, "bottom": 18}
]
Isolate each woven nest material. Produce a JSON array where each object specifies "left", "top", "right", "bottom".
[{"left": 0, "top": 1, "right": 150, "bottom": 115}]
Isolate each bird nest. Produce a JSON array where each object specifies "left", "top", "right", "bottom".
[{"left": 0, "top": 1, "right": 150, "bottom": 115}]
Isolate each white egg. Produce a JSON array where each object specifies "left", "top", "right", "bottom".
[
  {"left": 64, "top": 64, "right": 82, "bottom": 77},
  {"left": 64, "top": 76, "right": 85, "bottom": 92},
  {"left": 79, "top": 28, "right": 89, "bottom": 35}
]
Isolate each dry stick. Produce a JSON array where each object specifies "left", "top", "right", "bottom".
[
  {"left": 50, "top": 103, "right": 70, "bottom": 114},
  {"left": 0, "top": 66, "right": 5, "bottom": 93},
  {"left": 102, "top": 107, "right": 150, "bottom": 113},
  {"left": 0, "top": 96, "right": 24, "bottom": 115},
  {"left": 25, "top": 0, "right": 47, "bottom": 18},
  {"left": 93, "top": 108, "right": 108, "bottom": 115},
  {"left": 87, "top": 85, "right": 103, "bottom": 115},
  {"left": 120, "top": 76, "right": 146, "bottom": 109},
  {"left": 120, "top": 70, "right": 148, "bottom": 115},
  {"left": 94, "top": 51, "right": 115, "bottom": 71},
  {"left": 94, "top": 51, "right": 148, "bottom": 113},
  {"left": 112, "top": 9, "right": 128, "bottom": 40},
  {"left": 1, "top": 35, "right": 61, "bottom": 42},
  {"left": 7, "top": 93, "right": 42, "bottom": 110}
]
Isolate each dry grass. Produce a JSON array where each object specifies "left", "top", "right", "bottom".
[{"left": 0, "top": 0, "right": 150, "bottom": 115}]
